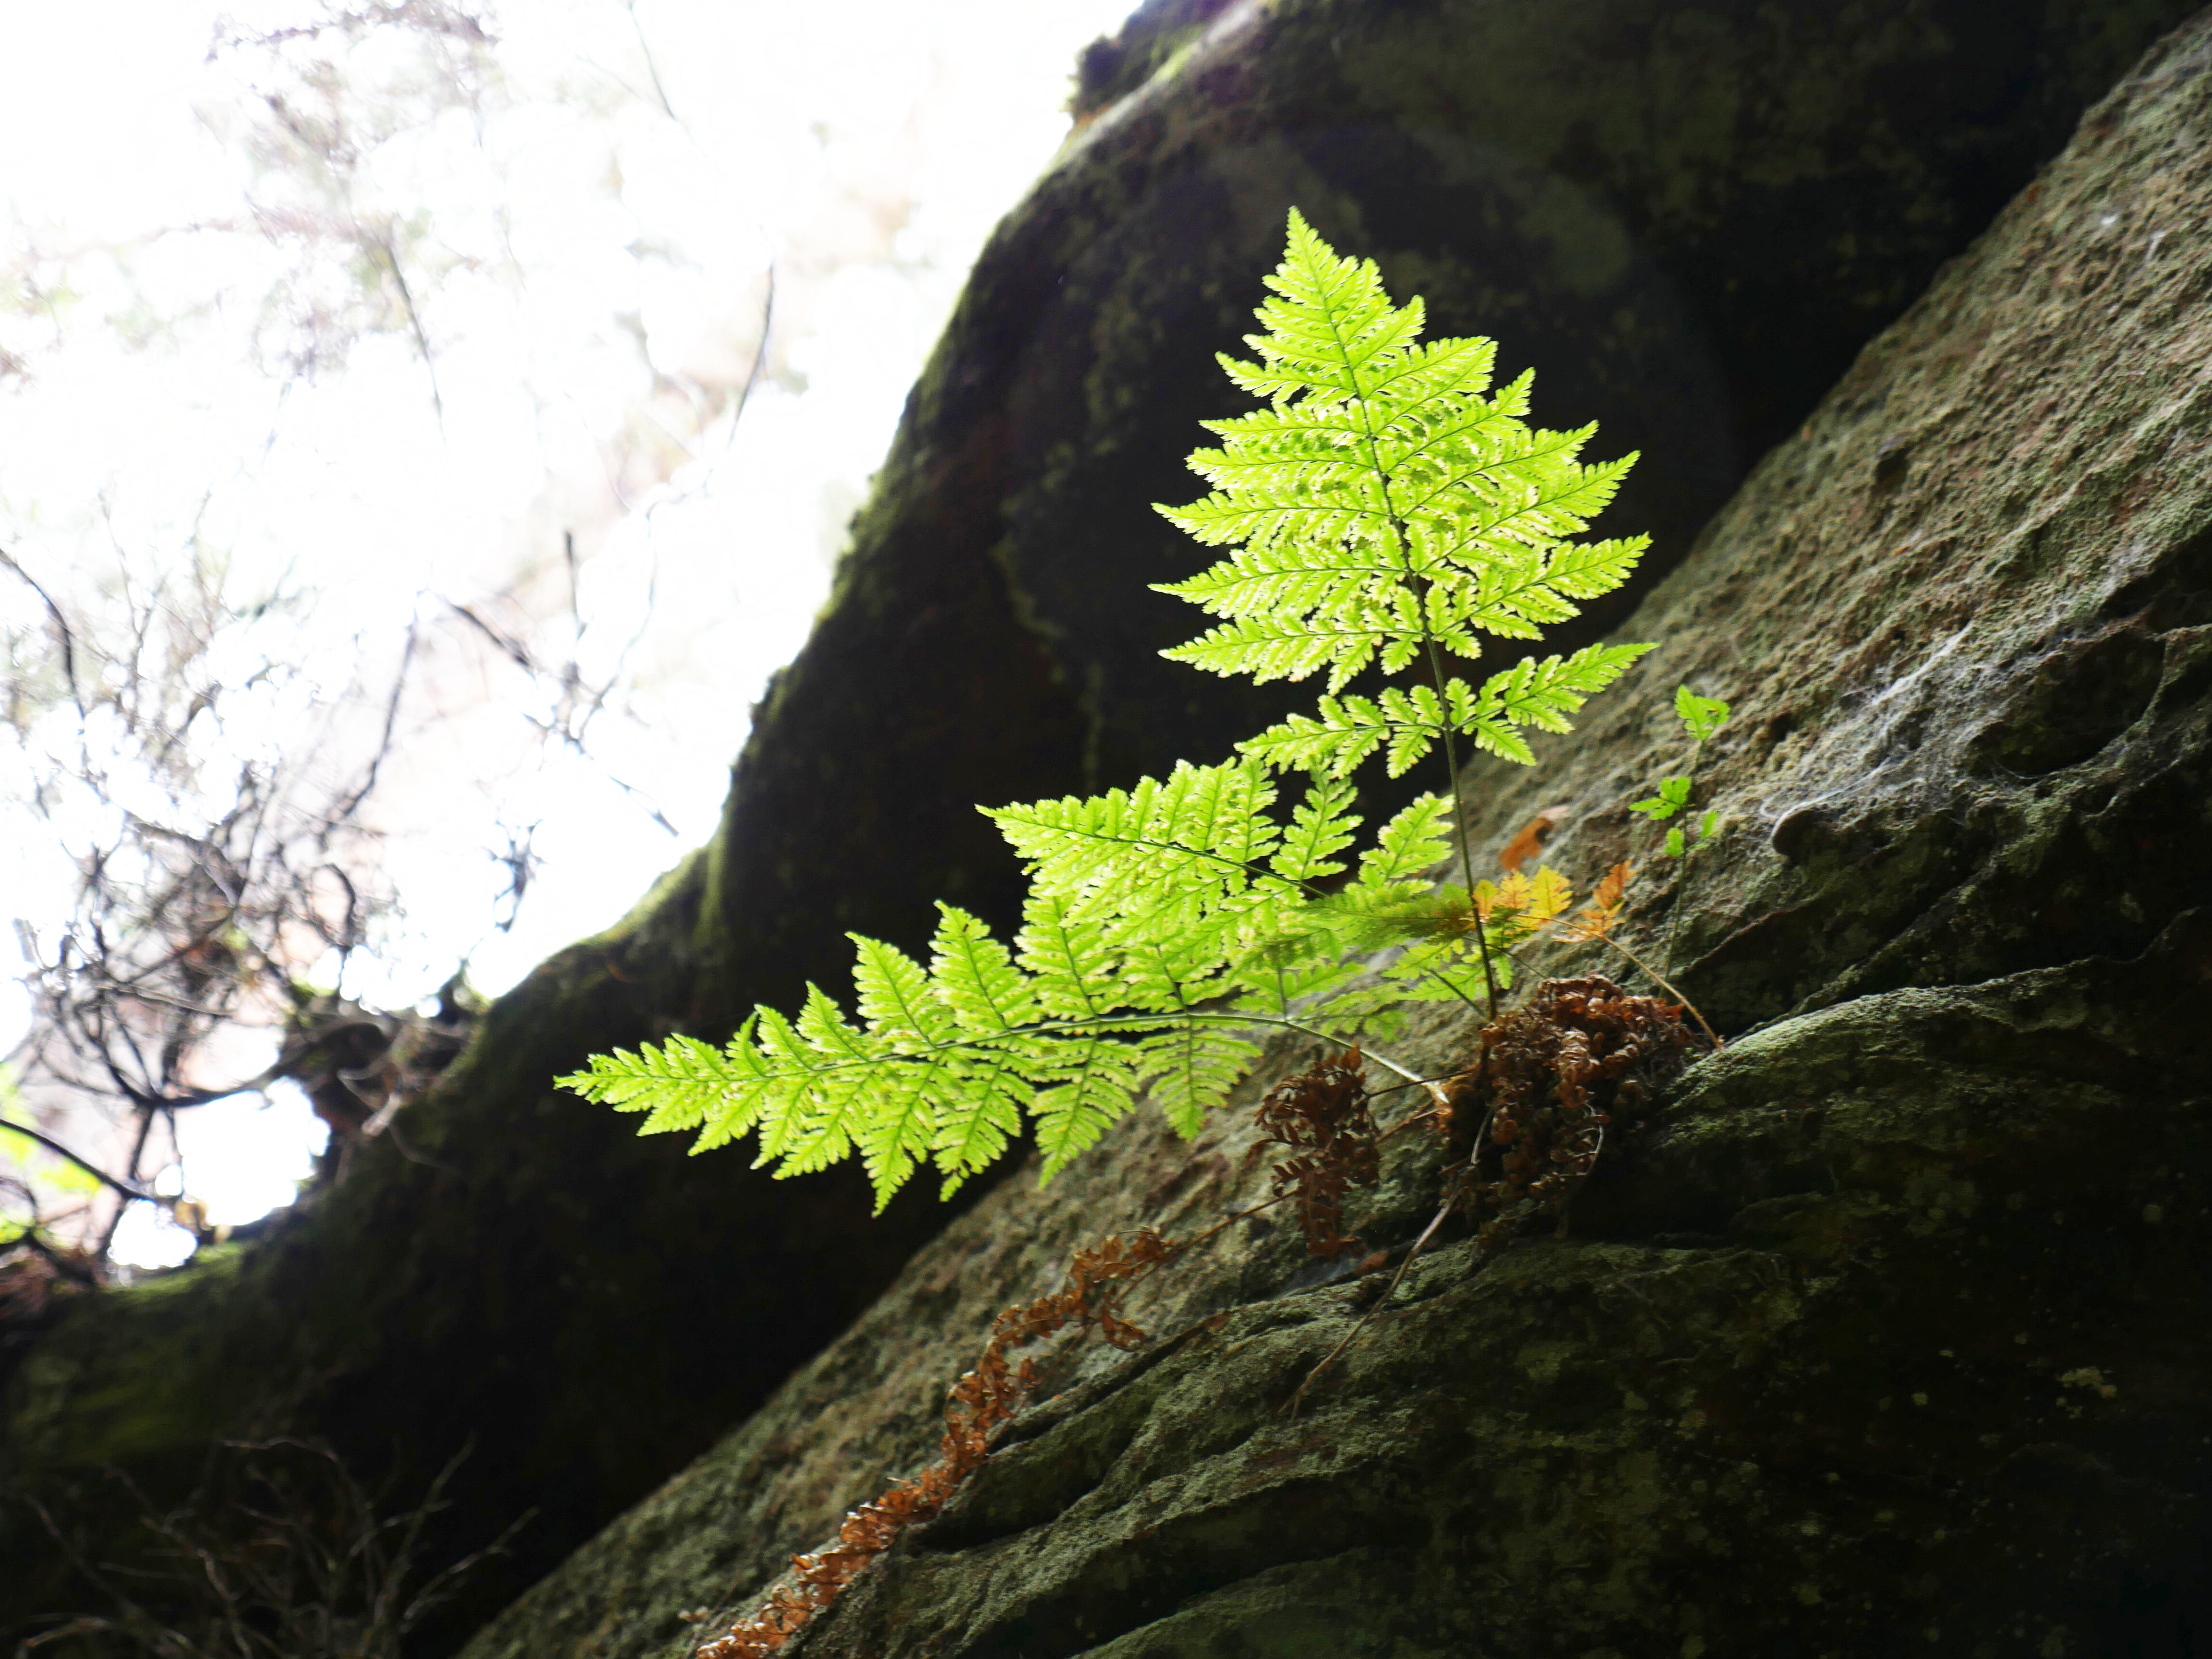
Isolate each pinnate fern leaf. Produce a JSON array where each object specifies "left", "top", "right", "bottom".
[
  {"left": 1156, "top": 207, "right": 1652, "bottom": 728},
  {"left": 565, "top": 211, "right": 1661, "bottom": 1208}
]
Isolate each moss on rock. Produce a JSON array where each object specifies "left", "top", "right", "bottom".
[
  {"left": 1070, "top": 0, "right": 1241, "bottom": 124},
  {"left": 0, "top": 852, "right": 968, "bottom": 1656}
]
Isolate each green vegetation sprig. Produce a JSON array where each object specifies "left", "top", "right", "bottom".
[
  {"left": 1628, "top": 685, "right": 1731, "bottom": 860},
  {"left": 563, "top": 211, "right": 1657, "bottom": 1210}
]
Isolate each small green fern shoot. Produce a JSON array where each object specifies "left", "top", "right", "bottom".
[
  {"left": 1629, "top": 684, "right": 1731, "bottom": 860},
  {"left": 562, "top": 211, "right": 1655, "bottom": 1210},
  {"left": 1631, "top": 684, "right": 1731, "bottom": 978}
]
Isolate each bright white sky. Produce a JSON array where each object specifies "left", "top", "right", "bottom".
[{"left": 0, "top": 0, "right": 1136, "bottom": 1264}]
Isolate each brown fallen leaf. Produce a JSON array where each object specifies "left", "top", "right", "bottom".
[{"left": 1498, "top": 805, "right": 1570, "bottom": 873}]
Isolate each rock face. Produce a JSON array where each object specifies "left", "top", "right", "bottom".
[
  {"left": 5, "top": 1, "right": 2204, "bottom": 1653},
  {"left": 461, "top": 15, "right": 2212, "bottom": 1659},
  {"left": 704, "top": 0, "right": 2210, "bottom": 1000}
]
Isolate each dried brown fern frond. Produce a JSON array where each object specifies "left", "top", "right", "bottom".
[
  {"left": 1254, "top": 1048, "right": 1380, "bottom": 1258},
  {"left": 1295, "top": 975, "right": 1691, "bottom": 1414},
  {"left": 1556, "top": 861, "right": 1633, "bottom": 944},
  {"left": 1496, "top": 807, "right": 1566, "bottom": 875},
  {"left": 1555, "top": 865, "right": 1722, "bottom": 1048},
  {"left": 697, "top": 1228, "right": 1181, "bottom": 1659},
  {"left": 1451, "top": 975, "right": 1691, "bottom": 1246}
]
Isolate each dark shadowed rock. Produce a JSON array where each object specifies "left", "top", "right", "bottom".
[
  {"left": 4, "top": 2, "right": 2202, "bottom": 1653},
  {"left": 459, "top": 14, "right": 2212, "bottom": 1657}
]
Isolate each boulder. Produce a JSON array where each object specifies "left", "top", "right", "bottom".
[
  {"left": 5, "top": 0, "right": 2200, "bottom": 1651},
  {"left": 462, "top": 13, "right": 2212, "bottom": 1657}
]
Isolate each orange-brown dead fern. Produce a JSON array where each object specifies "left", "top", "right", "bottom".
[
  {"left": 1254, "top": 1046, "right": 1381, "bottom": 1258},
  {"left": 696, "top": 1228, "right": 1181, "bottom": 1659},
  {"left": 1443, "top": 974, "right": 1691, "bottom": 1245}
]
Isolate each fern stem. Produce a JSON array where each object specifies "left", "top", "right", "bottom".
[
  {"left": 1659, "top": 736, "right": 1706, "bottom": 977},
  {"left": 1414, "top": 947, "right": 1490, "bottom": 1019},
  {"left": 1422, "top": 636, "right": 1500, "bottom": 1020},
  {"left": 1287, "top": 1193, "right": 1456, "bottom": 1417},
  {"left": 1204, "top": 1012, "right": 1425, "bottom": 1087},
  {"left": 1596, "top": 935, "right": 1721, "bottom": 1051},
  {"left": 1177, "top": 1189, "right": 1291, "bottom": 1253},
  {"left": 723, "top": 1009, "right": 1432, "bottom": 1090},
  {"left": 1000, "top": 818, "right": 1327, "bottom": 906},
  {"left": 1307, "top": 259, "right": 1502, "bottom": 1026}
]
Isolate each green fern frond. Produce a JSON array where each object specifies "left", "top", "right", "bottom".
[
  {"left": 1461, "top": 642, "right": 1657, "bottom": 764},
  {"left": 928, "top": 1059, "right": 1024, "bottom": 1199},
  {"left": 1380, "top": 936, "right": 1511, "bottom": 1005},
  {"left": 1137, "top": 1023, "right": 1263, "bottom": 1139},
  {"left": 565, "top": 1032, "right": 729, "bottom": 1135},
  {"left": 986, "top": 760, "right": 1286, "bottom": 916},
  {"left": 1356, "top": 793, "right": 1457, "bottom": 887},
  {"left": 1030, "top": 1036, "right": 1145, "bottom": 1182},
  {"left": 929, "top": 902, "right": 1038, "bottom": 1034},
  {"left": 852, "top": 935, "right": 957, "bottom": 1050},
  {"left": 1235, "top": 679, "right": 1477, "bottom": 779},
  {"left": 566, "top": 210, "right": 1662, "bottom": 1209},
  {"left": 1015, "top": 892, "right": 1119, "bottom": 1021},
  {"left": 1270, "top": 774, "right": 1359, "bottom": 881}
]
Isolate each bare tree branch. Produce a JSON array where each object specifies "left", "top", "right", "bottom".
[
  {"left": 1, "top": 1116, "right": 164, "bottom": 1204},
  {"left": 623, "top": 0, "right": 680, "bottom": 123},
  {"left": 371, "top": 228, "right": 445, "bottom": 426},
  {"left": 330, "top": 613, "right": 420, "bottom": 825},
  {"left": 0, "top": 546, "right": 86, "bottom": 715}
]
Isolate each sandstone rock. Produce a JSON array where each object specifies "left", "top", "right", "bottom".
[{"left": 462, "top": 14, "right": 2212, "bottom": 1656}]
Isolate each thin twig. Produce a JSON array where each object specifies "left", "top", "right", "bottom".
[
  {"left": 329, "top": 613, "right": 419, "bottom": 823},
  {"left": 1287, "top": 1194, "right": 1455, "bottom": 1417},
  {"left": 374, "top": 229, "right": 444, "bottom": 426},
  {"left": 0, "top": 548, "right": 86, "bottom": 714},
  {"left": 623, "top": 0, "right": 680, "bottom": 123},
  {"left": 1599, "top": 935, "right": 1721, "bottom": 1050},
  {"left": 1374, "top": 1102, "right": 1439, "bottom": 1144},
  {"left": 1174, "top": 1190, "right": 1290, "bottom": 1255},
  {"left": 0, "top": 1116, "right": 165, "bottom": 1204}
]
